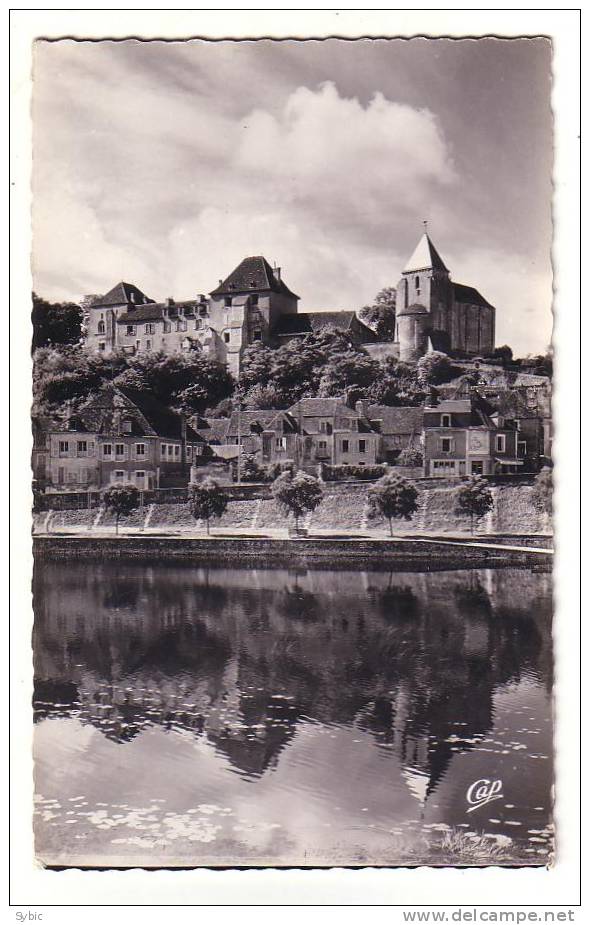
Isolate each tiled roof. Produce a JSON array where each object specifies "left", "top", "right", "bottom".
[
  {"left": 397, "top": 302, "right": 429, "bottom": 317},
  {"left": 210, "top": 256, "right": 299, "bottom": 299},
  {"left": 273, "top": 314, "right": 313, "bottom": 336},
  {"left": 68, "top": 385, "right": 203, "bottom": 442},
  {"left": 402, "top": 234, "right": 449, "bottom": 274},
  {"left": 118, "top": 299, "right": 202, "bottom": 324},
  {"left": 273, "top": 311, "right": 378, "bottom": 340},
  {"left": 89, "top": 282, "right": 154, "bottom": 308},
  {"left": 288, "top": 397, "right": 347, "bottom": 417},
  {"left": 452, "top": 282, "right": 493, "bottom": 308},
  {"left": 198, "top": 418, "right": 231, "bottom": 443},
  {"left": 367, "top": 405, "right": 424, "bottom": 435}
]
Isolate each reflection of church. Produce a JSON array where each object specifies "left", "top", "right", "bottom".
[{"left": 33, "top": 562, "right": 551, "bottom": 784}]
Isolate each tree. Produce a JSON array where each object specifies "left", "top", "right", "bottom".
[
  {"left": 491, "top": 344, "right": 513, "bottom": 364},
  {"left": 32, "top": 293, "right": 83, "bottom": 349},
  {"left": 454, "top": 477, "right": 494, "bottom": 534},
  {"left": 417, "top": 351, "right": 454, "bottom": 385},
  {"left": 114, "top": 351, "right": 234, "bottom": 408},
  {"left": 272, "top": 470, "right": 324, "bottom": 533},
  {"left": 318, "top": 350, "right": 381, "bottom": 397},
  {"left": 367, "top": 473, "right": 419, "bottom": 537},
  {"left": 531, "top": 466, "right": 552, "bottom": 518},
  {"left": 188, "top": 479, "right": 228, "bottom": 535},
  {"left": 102, "top": 484, "right": 140, "bottom": 535},
  {"left": 359, "top": 287, "right": 397, "bottom": 340},
  {"left": 240, "top": 454, "right": 267, "bottom": 483},
  {"left": 397, "top": 445, "right": 424, "bottom": 468}
]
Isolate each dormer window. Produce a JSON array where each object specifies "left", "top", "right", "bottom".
[
  {"left": 441, "top": 414, "right": 451, "bottom": 428},
  {"left": 122, "top": 420, "right": 132, "bottom": 434}
]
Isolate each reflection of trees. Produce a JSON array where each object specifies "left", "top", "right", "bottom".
[{"left": 33, "top": 561, "right": 552, "bottom": 783}]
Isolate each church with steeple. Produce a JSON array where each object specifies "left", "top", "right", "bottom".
[{"left": 393, "top": 229, "right": 496, "bottom": 362}]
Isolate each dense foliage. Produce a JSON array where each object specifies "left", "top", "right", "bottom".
[
  {"left": 454, "top": 477, "right": 494, "bottom": 533},
  {"left": 188, "top": 479, "right": 228, "bottom": 534},
  {"left": 32, "top": 293, "right": 83, "bottom": 349},
  {"left": 322, "top": 464, "right": 387, "bottom": 482},
  {"left": 416, "top": 351, "right": 454, "bottom": 385},
  {"left": 238, "top": 331, "right": 427, "bottom": 410},
  {"left": 33, "top": 346, "right": 234, "bottom": 417},
  {"left": 531, "top": 466, "right": 552, "bottom": 517},
  {"left": 396, "top": 445, "right": 424, "bottom": 468},
  {"left": 102, "top": 484, "right": 140, "bottom": 535},
  {"left": 359, "top": 287, "right": 397, "bottom": 340},
  {"left": 367, "top": 473, "right": 419, "bottom": 536},
  {"left": 271, "top": 470, "right": 324, "bottom": 530}
]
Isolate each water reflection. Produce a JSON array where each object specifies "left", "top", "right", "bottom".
[{"left": 32, "top": 560, "right": 553, "bottom": 865}]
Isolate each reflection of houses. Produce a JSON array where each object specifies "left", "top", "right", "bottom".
[
  {"left": 43, "top": 385, "right": 205, "bottom": 492},
  {"left": 34, "top": 560, "right": 551, "bottom": 784}
]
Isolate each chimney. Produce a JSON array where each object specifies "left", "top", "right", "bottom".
[
  {"left": 427, "top": 386, "right": 439, "bottom": 408},
  {"left": 273, "top": 265, "right": 282, "bottom": 282},
  {"left": 218, "top": 279, "right": 223, "bottom": 287},
  {"left": 355, "top": 399, "right": 371, "bottom": 419},
  {"left": 166, "top": 297, "right": 175, "bottom": 307}
]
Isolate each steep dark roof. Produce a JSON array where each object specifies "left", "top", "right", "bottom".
[
  {"left": 452, "top": 282, "right": 494, "bottom": 309},
  {"left": 89, "top": 282, "right": 154, "bottom": 308},
  {"left": 288, "top": 397, "right": 348, "bottom": 417},
  {"left": 273, "top": 311, "right": 378, "bottom": 340},
  {"left": 367, "top": 405, "right": 424, "bottom": 435},
  {"left": 210, "top": 256, "right": 299, "bottom": 299},
  {"left": 69, "top": 386, "right": 203, "bottom": 442}
]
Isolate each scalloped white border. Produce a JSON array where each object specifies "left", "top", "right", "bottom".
[{"left": 8, "top": 8, "right": 582, "bottom": 914}]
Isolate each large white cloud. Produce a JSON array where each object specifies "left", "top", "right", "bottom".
[{"left": 31, "top": 44, "right": 552, "bottom": 354}]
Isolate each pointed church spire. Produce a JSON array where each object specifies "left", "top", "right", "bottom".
[{"left": 403, "top": 231, "right": 449, "bottom": 274}]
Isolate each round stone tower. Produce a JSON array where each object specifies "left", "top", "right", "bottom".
[{"left": 397, "top": 303, "right": 430, "bottom": 362}]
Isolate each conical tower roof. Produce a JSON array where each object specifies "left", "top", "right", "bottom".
[{"left": 403, "top": 233, "right": 449, "bottom": 274}]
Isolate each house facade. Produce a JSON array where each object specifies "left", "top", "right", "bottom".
[
  {"left": 43, "top": 386, "right": 205, "bottom": 493},
  {"left": 423, "top": 395, "right": 521, "bottom": 478}
]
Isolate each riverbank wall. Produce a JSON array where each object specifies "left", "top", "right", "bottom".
[{"left": 34, "top": 535, "right": 552, "bottom": 569}]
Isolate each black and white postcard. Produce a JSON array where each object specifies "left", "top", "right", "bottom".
[{"left": 10, "top": 8, "right": 581, "bottom": 913}]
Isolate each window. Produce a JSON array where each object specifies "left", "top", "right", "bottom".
[
  {"left": 441, "top": 414, "right": 451, "bottom": 428},
  {"left": 136, "top": 341, "right": 141, "bottom": 351},
  {"left": 433, "top": 460, "right": 456, "bottom": 473},
  {"left": 359, "top": 440, "right": 366, "bottom": 453},
  {"left": 98, "top": 320, "right": 105, "bottom": 334},
  {"left": 223, "top": 332, "right": 230, "bottom": 343},
  {"left": 318, "top": 440, "right": 327, "bottom": 450},
  {"left": 517, "top": 440, "right": 527, "bottom": 458},
  {"left": 252, "top": 329, "right": 262, "bottom": 341},
  {"left": 161, "top": 444, "right": 167, "bottom": 460},
  {"left": 126, "top": 325, "right": 135, "bottom": 336},
  {"left": 471, "top": 461, "right": 484, "bottom": 475},
  {"left": 224, "top": 297, "right": 232, "bottom": 307},
  {"left": 68, "top": 471, "right": 77, "bottom": 483},
  {"left": 174, "top": 445, "right": 180, "bottom": 458},
  {"left": 342, "top": 440, "right": 350, "bottom": 453},
  {"left": 135, "top": 471, "right": 145, "bottom": 484},
  {"left": 135, "top": 443, "right": 146, "bottom": 457},
  {"left": 77, "top": 440, "right": 87, "bottom": 456},
  {"left": 146, "top": 340, "right": 151, "bottom": 350},
  {"left": 441, "top": 437, "right": 452, "bottom": 453},
  {"left": 115, "top": 444, "right": 125, "bottom": 458},
  {"left": 186, "top": 446, "right": 192, "bottom": 460},
  {"left": 176, "top": 320, "right": 187, "bottom": 332},
  {"left": 122, "top": 420, "right": 132, "bottom": 434},
  {"left": 58, "top": 440, "right": 69, "bottom": 456},
  {"left": 163, "top": 321, "right": 171, "bottom": 334},
  {"left": 251, "top": 294, "right": 259, "bottom": 306},
  {"left": 145, "top": 323, "right": 155, "bottom": 334},
  {"left": 194, "top": 319, "right": 202, "bottom": 330},
  {"left": 102, "top": 444, "right": 113, "bottom": 457},
  {"left": 114, "top": 470, "right": 125, "bottom": 481},
  {"left": 496, "top": 434, "right": 506, "bottom": 453},
  {"left": 98, "top": 343, "right": 106, "bottom": 352}
]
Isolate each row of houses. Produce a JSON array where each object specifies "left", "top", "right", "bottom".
[{"left": 32, "top": 380, "right": 550, "bottom": 495}]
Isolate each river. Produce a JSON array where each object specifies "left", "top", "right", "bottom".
[{"left": 32, "top": 559, "right": 553, "bottom": 867}]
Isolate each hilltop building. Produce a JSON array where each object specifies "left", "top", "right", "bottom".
[{"left": 394, "top": 232, "right": 495, "bottom": 361}]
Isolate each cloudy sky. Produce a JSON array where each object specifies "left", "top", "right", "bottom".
[{"left": 32, "top": 38, "right": 553, "bottom": 354}]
